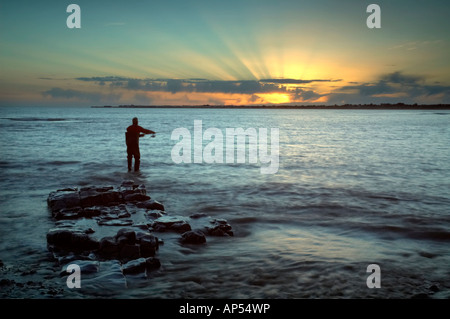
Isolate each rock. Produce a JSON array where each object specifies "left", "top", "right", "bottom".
[
  {"left": 97, "top": 219, "right": 133, "bottom": 226},
  {"left": 124, "top": 193, "right": 151, "bottom": 202},
  {"left": 47, "top": 228, "right": 99, "bottom": 252},
  {"left": 47, "top": 189, "right": 81, "bottom": 214},
  {"left": 122, "top": 258, "right": 147, "bottom": 275},
  {"left": 118, "top": 181, "right": 147, "bottom": 198},
  {"left": 114, "top": 228, "right": 136, "bottom": 245},
  {"left": 205, "top": 219, "right": 234, "bottom": 236},
  {"left": 47, "top": 182, "right": 153, "bottom": 219},
  {"left": 98, "top": 237, "right": 120, "bottom": 258},
  {"left": 180, "top": 230, "right": 206, "bottom": 244},
  {"left": 53, "top": 207, "right": 84, "bottom": 220},
  {"left": 136, "top": 200, "right": 165, "bottom": 211},
  {"left": 145, "top": 210, "right": 165, "bottom": 219},
  {"left": 97, "top": 228, "right": 159, "bottom": 262},
  {"left": 82, "top": 207, "right": 104, "bottom": 218},
  {"left": 190, "top": 213, "right": 208, "bottom": 219},
  {"left": 122, "top": 257, "right": 161, "bottom": 275},
  {"left": 79, "top": 186, "right": 121, "bottom": 207},
  {"left": 150, "top": 216, "right": 191, "bottom": 233},
  {"left": 45, "top": 181, "right": 233, "bottom": 289},
  {"left": 139, "top": 234, "right": 159, "bottom": 257},
  {"left": 119, "top": 244, "right": 140, "bottom": 262},
  {"left": 145, "top": 257, "right": 161, "bottom": 271},
  {"left": 95, "top": 206, "right": 133, "bottom": 226}
]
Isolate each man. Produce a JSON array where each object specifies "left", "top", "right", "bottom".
[{"left": 126, "top": 117, "right": 155, "bottom": 172}]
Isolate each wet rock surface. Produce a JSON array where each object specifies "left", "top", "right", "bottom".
[{"left": 45, "top": 180, "right": 234, "bottom": 289}]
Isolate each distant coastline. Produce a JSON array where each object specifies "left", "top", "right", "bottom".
[{"left": 92, "top": 103, "right": 450, "bottom": 110}]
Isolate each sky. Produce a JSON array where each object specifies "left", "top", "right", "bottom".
[{"left": 0, "top": 0, "right": 449, "bottom": 107}]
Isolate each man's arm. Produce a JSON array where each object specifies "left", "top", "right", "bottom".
[{"left": 138, "top": 126, "right": 155, "bottom": 135}]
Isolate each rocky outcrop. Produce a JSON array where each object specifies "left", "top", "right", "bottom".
[
  {"left": 46, "top": 180, "right": 233, "bottom": 286},
  {"left": 47, "top": 181, "right": 158, "bottom": 219}
]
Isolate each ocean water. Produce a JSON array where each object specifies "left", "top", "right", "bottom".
[{"left": 0, "top": 106, "right": 449, "bottom": 299}]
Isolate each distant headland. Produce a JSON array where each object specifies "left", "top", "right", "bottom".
[{"left": 92, "top": 103, "right": 450, "bottom": 110}]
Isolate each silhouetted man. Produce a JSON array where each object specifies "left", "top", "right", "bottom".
[{"left": 126, "top": 117, "right": 155, "bottom": 171}]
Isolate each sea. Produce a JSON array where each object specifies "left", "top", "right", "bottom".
[{"left": 0, "top": 106, "right": 449, "bottom": 299}]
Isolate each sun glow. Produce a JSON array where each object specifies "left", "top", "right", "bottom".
[{"left": 257, "top": 93, "right": 291, "bottom": 104}]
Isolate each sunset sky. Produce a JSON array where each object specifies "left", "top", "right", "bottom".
[{"left": 1, "top": 0, "right": 449, "bottom": 107}]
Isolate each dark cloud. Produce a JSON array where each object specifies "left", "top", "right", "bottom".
[
  {"left": 76, "top": 76, "right": 131, "bottom": 82},
  {"left": 260, "top": 78, "right": 342, "bottom": 84},
  {"left": 338, "top": 81, "right": 396, "bottom": 96},
  {"left": 330, "top": 71, "right": 450, "bottom": 104},
  {"left": 42, "top": 87, "right": 120, "bottom": 102},
  {"left": 67, "top": 72, "right": 449, "bottom": 104},
  {"left": 292, "top": 88, "right": 326, "bottom": 101},
  {"left": 73, "top": 76, "right": 335, "bottom": 95},
  {"left": 380, "top": 71, "right": 423, "bottom": 85}
]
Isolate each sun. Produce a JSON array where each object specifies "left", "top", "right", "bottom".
[{"left": 257, "top": 93, "right": 292, "bottom": 104}]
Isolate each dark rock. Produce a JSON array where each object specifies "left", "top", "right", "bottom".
[
  {"left": 69, "top": 232, "right": 100, "bottom": 251},
  {"left": 47, "top": 228, "right": 99, "bottom": 252},
  {"left": 205, "top": 219, "right": 234, "bottom": 236},
  {"left": 47, "top": 190, "right": 81, "bottom": 214},
  {"left": 45, "top": 181, "right": 233, "bottom": 288},
  {"left": 85, "top": 228, "right": 95, "bottom": 234},
  {"left": 136, "top": 199, "right": 165, "bottom": 211},
  {"left": 124, "top": 193, "right": 151, "bottom": 202},
  {"left": 180, "top": 230, "right": 206, "bottom": 244},
  {"left": 119, "top": 244, "right": 140, "bottom": 262},
  {"left": 97, "top": 219, "right": 133, "bottom": 226},
  {"left": 429, "top": 284, "right": 440, "bottom": 293},
  {"left": 145, "top": 257, "right": 161, "bottom": 271},
  {"left": 135, "top": 184, "right": 147, "bottom": 195},
  {"left": 119, "top": 181, "right": 147, "bottom": 198},
  {"left": 118, "top": 211, "right": 131, "bottom": 219},
  {"left": 98, "top": 237, "right": 120, "bottom": 258},
  {"left": 145, "top": 210, "right": 165, "bottom": 219},
  {"left": 171, "top": 221, "right": 192, "bottom": 233},
  {"left": 121, "top": 256, "right": 160, "bottom": 275},
  {"left": 150, "top": 216, "right": 191, "bottom": 233},
  {"left": 190, "top": 213, "right": 208, "bottom": 219},
  {"left": 114, "top": 228, "right": 136, "bottom": 245},
  {"left": 79, "top": 186, "right": 121, "bottom": 207},
  {"left": 122, "top": 258, "right": 147, "bottom": 275},
  {"left": 139, "top": 234, "right": 159, "bottom": 257},
  {"left": 82, "top": 206, "right": 104, "bottom": 218},
  {"left": 53, "top": 207, "right": 84, "bottom": 220}
]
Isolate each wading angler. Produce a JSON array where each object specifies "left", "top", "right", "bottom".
[{"left": 171, "top": 120, "right": 279, "bottom": 174}]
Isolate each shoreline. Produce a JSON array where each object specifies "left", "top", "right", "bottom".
[{"left": 91, "top": 104, "right": 450, "bottom": 110}]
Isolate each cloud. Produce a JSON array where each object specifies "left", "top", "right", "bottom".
[
  {"left": 329, "top": 71, "right": 450, "bottom": 104},
  {"left": 380, "top": 71, "right": 423, "bottom": 85},
  {"left": 260, "top": 78, "right": 342, "bottom": 84},
  {"left": 292, "top": 88, "right": 326, "bottom": 101},
  {"left": 42, "top": 87, "right": 120, "bottom": 102},
  {"left": 73, "top": 76, "right": 337, "bottom": 95},
  {"left": 66, "top": 72, "right": 450, "bottom": 105}
]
